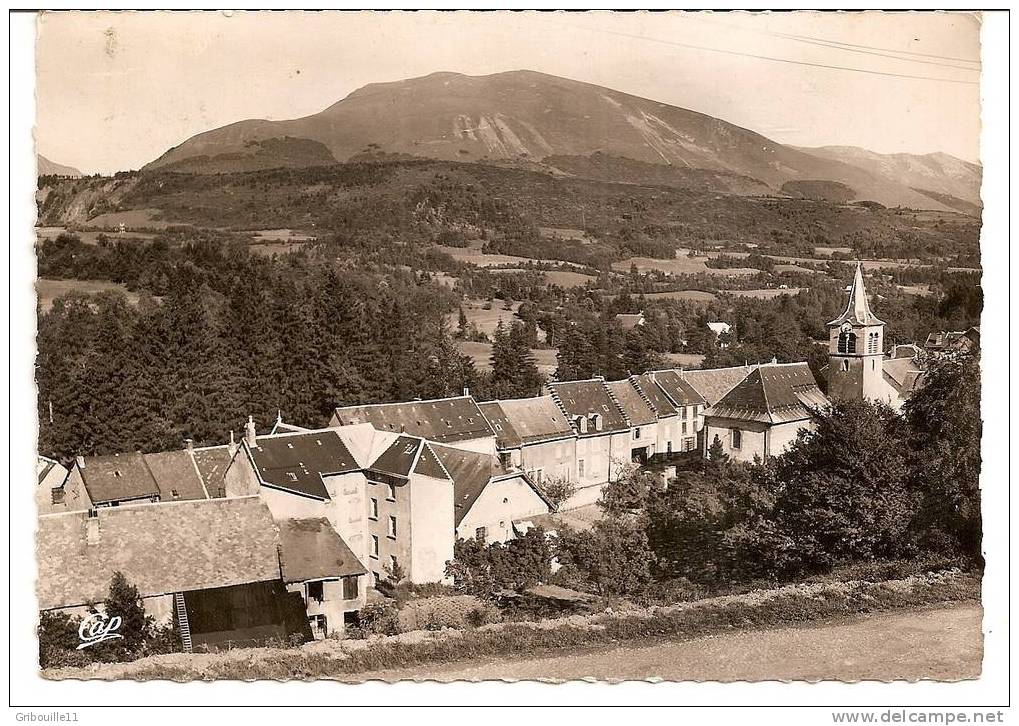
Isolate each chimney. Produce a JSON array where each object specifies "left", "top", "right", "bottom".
[
  {"left": 86, "top": 508, "right": 100, "bottom": 545},
  {"left": 184, "top": 438, "right": 194, "bottom": 452},
  {"left": 227, "top": 430, "right": 237, "bottom": 456},
  {"left": 75, "top": 455, "right": 85, "bottom": 470},
  {"left": 244, "top": 416, "right": 257, "bottom": 448}
]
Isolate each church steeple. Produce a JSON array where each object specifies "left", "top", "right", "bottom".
[
  {"left": 828, "top": 262, "right": 885, "bottom": 328},
  {"left": 827, "top": 263, "right": 886, "bottom": 402}
]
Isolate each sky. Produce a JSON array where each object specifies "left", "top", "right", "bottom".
[{"left": 35, "top": 10, "right": 982, "bottom": 175}]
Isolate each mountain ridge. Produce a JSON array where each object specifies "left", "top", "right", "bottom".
[{"left": 145, "top": 70, "right": 980, "bottom": 213}]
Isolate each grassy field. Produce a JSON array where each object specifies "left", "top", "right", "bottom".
[
  {"left": 661, "top": 352, "right": 707, "bottom": 368},
  {"left": 250, "top": 229, "right": 317, "bottom": 242},
  {"left": 726, "top": 288, "right": 805, "bottom": 299},
  {"left": 434, "top": 243, "right": 587, "bottom": 270},
  {"left": 613, "top": 256, "right": 758, "bottom": 277},
  {"left": 85, "top": 208, "right": 170, "bottom": 230},
  {"left": 455, "top": 341, "right": 558, "bottom": 374},
  {"left": 446, "top": 299, "right": 522, "bottom": 337},
  {"left": 543, "top": 270, "right": 596, "bottom": 288},
  {"left": 37, "top": 278, "right": 142, "bottom": 312},
  {"left": 36, "top": 226, "right": 156, "bottom": 246}
]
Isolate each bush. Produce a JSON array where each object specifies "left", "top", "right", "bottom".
[
  {"left": 347, "top": 601, "right": 400, "bottom": 639},
  {"left": 397, "top": 595, "right": 499, "bottom": 632}
]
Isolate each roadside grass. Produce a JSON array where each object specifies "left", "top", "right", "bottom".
[{"left": 55, "top": 570, "right": 979, "bottom": 682}]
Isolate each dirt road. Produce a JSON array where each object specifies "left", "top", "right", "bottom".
[{"left": 354, "top": 604, "right": 982, "bottom": 683}]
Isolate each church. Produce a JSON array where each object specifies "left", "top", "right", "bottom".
[
  {"left": 826, "top": 263, "right": 924, "bottom": 411},
  {"left": 702, "top": 263, "right": 923, "bottom": 462}
]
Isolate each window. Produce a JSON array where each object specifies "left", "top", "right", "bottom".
[
  {"left": 731, "top": 428, "right": 742, "bottom": 450},
  {"left": 387, "top": 483, "right": 397, "bottom": 501},
  {"left": 475, "top": 526, "right": 487, "bottom": 540},
  {"left": 388, "top": 515, "right": 397, "bottom": 538},
  {"left": 370, "top": 535, "right": 379, "bottom": 558},
  {"left": 308, "top": 614, "right": 327, "bottom": 639},
  {"left": 666, "top": 441, "right": 673, "bottom": 454},
  {"left": 372, "top": 571, "right": 381, "bottom": 586},
  {"left": 390, "top": 555, "right": 399, "bottom": 574},
  {"left": 633, "top": 427, "right": 641, "bottom": 440},
  {"left": 838, "top": 325, "right": 857, "bottom": 354},
  {"left": 578, "top": 459, "right": 585, "bottom": 478},
  {"left": 369, "top": 497, "right": 378, "bottom": 520},
  {"left": 681, "top": 421, "right": 688, "bottom": 435},
  {"left": 868, "top": 331, "right": 880, "bottom": 354},
  {"left": 342, "top": 575, "right": 358, "bottom": 600},
  {"left": 678, "top": 406, "right": 687, "bottom": 419},
  {"left": 307, "top": 581, "right": 324, "bottom": 603},
  {"left": 841, "top": 359, "right": 850, "bottom": 372}
]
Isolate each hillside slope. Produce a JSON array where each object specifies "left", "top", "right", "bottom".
[
  {"left": 146, "top": 70, "right": 976, "bottom": 211},
  {"left": 38, "top": 154, "right": 81, "bottom": 177}
]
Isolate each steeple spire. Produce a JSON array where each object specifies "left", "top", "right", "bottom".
[{"left": 827, "top": 262, "right": 885, "bottom": 327}]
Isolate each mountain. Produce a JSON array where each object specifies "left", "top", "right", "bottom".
[
  {"left": 146, "top": 70, "right": 980, "bottom": 212},
  {"left": 38, "top": 154, "right": 81, "bottom": 177},
  {"left": 796, "top": 145, "right": 982, "bottom": 209}
]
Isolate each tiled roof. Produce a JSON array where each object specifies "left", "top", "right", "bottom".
[
  {"left": 549, "top": 379, "right": 629, "bottom": 435},
  {"left": 36, "top": 496, "right": 281, "bottom": 610},
  {"left": 368, "top": 435, "right": 425, "bottom": 479},
  {"left": 649, "top": 370, "right": 707, "bottom": 408},
  {"left": 414, "top": 442, "right": 451, "bottom": 480},
  {"left": 478, "top": 397, "right": 575, "bottom": 449},
  {"left": 679, "top": 365, "right": 757, "bottom": 406},
  {"left": 331, "top": 396, "right": 495, "bottom": 444},
  {"left": 883, "top": 356, "right": 925, "bottom": 395},
  {"left": 143, "top": 450, "right": 208, "bottom": 502},
  {"left": 705, "top": 362, "right": 828, "bottom": 424},
  {"left": 605, "top": 380, "right": 657, "bottom": 426},
  {"left": 248, "top": 430, "right": 360, "bottom": 500},
  {"left": 191, "top": 445, "right": 236, "bottom": 499},
  {"left": 78, "top": 452, "right": 160, "bottom": 505},
  {"left": 630, "top": 374, "right": 678, "bottom": 417},
  {"left": 277, "top": 518, "right": 367, "bottom": 583}
]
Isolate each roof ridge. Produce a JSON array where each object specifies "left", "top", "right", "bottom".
[
  {"left": 335, "top": 394, "right": 474, "bottom": 410},
  {"left": 601, "top": 380, "right": 631, "bottom": 427}
]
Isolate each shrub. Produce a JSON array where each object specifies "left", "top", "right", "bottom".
[
  {"left": 397, "top": 595, "right": 498, "bottom": 632},
  {"left": 349, "top": 601, "right": 400, "bottom": 638}
]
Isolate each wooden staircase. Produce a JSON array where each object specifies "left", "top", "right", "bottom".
[{"left": 174, "top": 592, "right": 193, "bottom": 653}]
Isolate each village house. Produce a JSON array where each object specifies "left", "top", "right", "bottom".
[
  {"left": 36, "top": 456, "right": 68, "bottom": 515},
  {"left": 604, "top": 379, "right": 659, "bottom": 464},
  {"left": 614, "top": 312, "right": 645, "bottom": 330},
  {"left": 924, "top": 327, "right": 980, "bottom": 356},
  {"left": 241, "top": 419, "right": 371, "bottom": 578},
  {"left": 277, "top": 517, "right": 368, "bottom": 639},
  {"left": 643, "top": 369, "right": 708, "bottom": 452},
  {"left": 37, "top": 497, "right": 316, "bottom": 651},
  {"left": 702, "top": 361, "right": 828, "bottom": 462},
  {"left": 330, "top": 395, "right": 497, "bottom": 455},
  {"left": 477, "top": 395, "right": 577, "bottom": 484},
  {"left": 52, "top": 439, "right": 258, "bottom": 513},
  {"left": 431, "top": 443, "right": 552, "bottom": 545},
  {"left": 548, "top": 378, "right": 631, "bottom": 504},
  {"left": 363, "top": 434, "right": 454, "bottom": 586},
  {"left": 628, "top": 373, "right": 682, "bottom": 459}
]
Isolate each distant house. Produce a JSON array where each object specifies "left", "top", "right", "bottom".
[
  {"left": 706, "top": 321, "right": 732, "bottom": 347},
  {"left": 548, "top": 378, "right": 631, "bottom": 503},
  {"left": 363, "top": 435, "right": 454, "bottom": 585},
  {"left": 643, "top": 370, "right": 708, "bottom": 453},
  {"left": 331, "top": 395, "right": 497, "bottom": 455},
  {"left": 277, "top": 517, "right": 368, "bottom": 640},
  {"left": 36, "top": 456, "right": 69, "bottom": 515},
  {"left": 431, "top": 443, "right": 551, "bottom": 545},
  {"left": 615, "top": 312, "right": 645, "bottom": 331},
  {"left": 477, "top": 395, "right": 577, "bottom": 484},
  {"left": 924, "top": 327, "right": 979, "bottom": 356},
  {"left": 701, "top": 362, "right": 828, "bottom": 462},
  {"left": 605, "top": 379, "right": 659, "bottom": 464},
  {"left": 36, "top": 497, "right": 311, "bottom": 651}
]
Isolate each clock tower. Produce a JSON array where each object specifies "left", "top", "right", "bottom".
[{"left": 827, "top": 263, "right": 886, "bottom": 401}]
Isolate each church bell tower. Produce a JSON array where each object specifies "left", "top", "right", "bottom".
[{"left": 827, "top": 263, "right": 886, "bottom": 401}]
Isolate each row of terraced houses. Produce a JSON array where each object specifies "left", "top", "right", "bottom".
[{"left": 36, "top": 265, "right": 929, "bottom": 647}]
